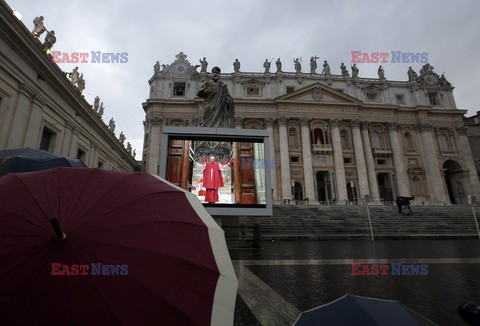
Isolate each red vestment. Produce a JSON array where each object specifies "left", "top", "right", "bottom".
[{"left": 203, "top": 162, "right": 224, "bottom": 203}]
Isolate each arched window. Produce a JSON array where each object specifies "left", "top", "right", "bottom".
[
  {"left": 288, "top": 128, "right": 297, "bottom": 147},
  {"left": 313, "top": 128, "right": 325, "bottom": 144},
  {"left": 438, "top": 134, "right": 449, "bottom": 152},
  {"left": 371, "top": 131, "right": 381, "bottom": 148},
  {"left": 404, "top": 132, "right": 414, "bottom": 150},
  {"left": 340, "top": 130, "right": 349, "bottom": 149},
  {"left": 412, "top": 176, "right": 423, "bottom": 195}
]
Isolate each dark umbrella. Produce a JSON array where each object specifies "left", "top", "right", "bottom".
[
  {"left": 0, "top": 168, "right": 237, "bottom": 325},
  {"left": 0, "top": 147, "right": 86, "bottom": 177},
  {"left": 294, "top": 294, "right": 437, "bottom": 326}
]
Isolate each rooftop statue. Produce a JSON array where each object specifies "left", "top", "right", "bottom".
[
  {"left": 43, "top": 30, "right": 56, "bottom": 52},
  {"left": 32, "top": 16, "right": 46, "bottom": 38},
  {"left": 351, "top": 63, "right": 359, "bottom": 78},
  {"left": 340, "top": 62, "right": 349, "bottom": 77},
  {"left": 310, "top": 56, "right": 318, "bottom": 74},
  {"left": 199, "top": 57, "right": 208, "bottom": 73},
  {"left": 197, "top": 66, "right": 235, "bottom": 128},
  {"left": 233, "top": 59, "right": 241, "bottom": 73},
  {"left": 293, "top": 58, "right": 302, "bottom": 73},
  {"left": 321, "top": 60, "right": 330, "bottom": 75},
  {"left": 263, "top": 59, "right": 271, "bottom": 73},
  {"left": 275, "top": 58, "right": 282, "bottom": 73},
  {"left": 378, "top": 65, "right": 385, "bottom": 80}
]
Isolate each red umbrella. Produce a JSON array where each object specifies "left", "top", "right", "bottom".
[{"left": 0, "top": 168, "right": 238, "bottom": 325}]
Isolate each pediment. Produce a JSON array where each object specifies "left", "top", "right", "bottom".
[{"left": 275, "top": 82, "right": 362, "bottom": 104}]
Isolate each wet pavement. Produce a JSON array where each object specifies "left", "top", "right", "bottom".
[{"left": 229, "top": 239, "right": 480, "bottom": 325}]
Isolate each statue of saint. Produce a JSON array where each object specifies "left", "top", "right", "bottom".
[
  {"left": 93, "top": 96, "right": 100, "bottom": 112},
  {"left": 199, "top": 57, "right": 208, "bottom": 73},
  {"left": 310, "top": 56, "right": 318, "bottom": 74},
  {"left": 293, "top": 58, "right": 301, "bottom": 73},
  {"left": 276, "top": 58, "right": 282, "bottom": 73},
  {"left": 340, "top": 62, "right": 349, "bottom": 77},
  {"left": 407, "top": 66, "right": 418, "bottom": 82},
  {"left": 119, "top": 132, "right": 126, "bottom": 145},
  {"left": 98, "top": 102, "right": 104, "bottom": 116},
  {"left": 108, "top": 118, "right": 116, "bottom": 132},
  {"left": 197, "top": 66, "right": 235, "bottom": 128},
  {"left": 233, "top": 59, "right": 241, "bottom": 72},
  {"left": 70, "top": 67, "right": 79, "bottom": 86},
  {"left": 263, "top": 59, "right": 271, "bottom": 73},
  {"left": 321, "top": 60, "right": 330, "bottom": 75},
  {"left": 43, "top": 30, "right": 56, "bottom": 52},
  {"left": 351, "top": 64, "right": 359, "bottom": 78},
  {"left": 32, "top": 16, "right": 46, "bottom": 38},
  {"left": 154, "top": 61, "right": 160, "bottom": 73},
  {"left": 378, "top": 65, "right": 385, "bottom": 80},
  {"left": 77, "top": 73, "right": 85, "bottom": 92}
]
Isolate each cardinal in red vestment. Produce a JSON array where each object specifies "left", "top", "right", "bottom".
[{"left": 203, "top": 160, "right": 224, "bottom": 203}]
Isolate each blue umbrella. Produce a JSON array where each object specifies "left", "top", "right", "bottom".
[
  {"left": 294, "top": 294, "right": 437, "bottom": 326},
  {"left": 0, "top": 148, "right": 86, "bottom": 177}
]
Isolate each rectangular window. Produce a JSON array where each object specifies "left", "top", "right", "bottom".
[
  {"left": 39, "top": 127, "right": 55, "bottom": 152},
  {"left": 246, "top": 87, "right": 260, "bottom": 96},
  {"left": 290, "top": 156, "right": 299, "bottom": 163},
  {"left": 367, "top": 92, "right": 379, "bottom": 101},
  {"left": 396, "top": 94, "right": 405, "bottom": 104},
  {"left": 377, "top": 159, "right": 387, "bottom": 165},
  {"left": 286, "top": 86, "right": 295, "bottom": 94},
  {"left": 343, "top": 157, "right": 352, "bottom": 164},
  {"left": 98, "top": 161, "right": 104, "bottom": 169},
  {"left": 173, "top": 82, "right": 186, "bottom": 96},
  {"left": 77, "top": 149, "right": 86, "bottom": 162},
  {"left": 428, "top": 92, "right": 440, "bottom": 106}
]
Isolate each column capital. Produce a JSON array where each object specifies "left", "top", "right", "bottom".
[
  {"left": 329, "top": 118, "right": 339, "bottom": 128},
  {"left": 456, "top": 126, "right": 468, "bottom": 135},
  {"left": 278, "top": 117, "right": 288, "bottom": 125},
  {"left": 299, "top": 117, "right": 311, "bottom": 126},
  {"left": 360, "top": 120, "right": 370, "bottom": 129},
  {"left": 265, "top": 118, "right": 276, "bottom": 127},
  {"left": 350, "top": 119, "right": 361, "bottom": 128},
  {"left": 235, "top": 117, "right": 244, "bottom": 128},
  {"left": 149, "top": 117, "right": 163, "bottom": 126},
  {"left": 415, "top": 122, "right": 432, "bottom": 132},
  {"left": 386, "top": 122, "right": 398, "bottom": 131}
]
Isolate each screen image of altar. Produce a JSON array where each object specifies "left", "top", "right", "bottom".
[{"left": 164, "top": 139, "right": 267, "bottom": 206}]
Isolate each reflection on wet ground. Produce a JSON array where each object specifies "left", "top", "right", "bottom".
[{"left": 231, "top": 240, "right": 480, "bottom": 325}]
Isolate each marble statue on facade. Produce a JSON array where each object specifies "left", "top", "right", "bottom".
[
  {"left": 133, "top": 149, "right": 136, "bottom": 158},
  {"left": 233, "top": 59, "right": 241, "bottom": 73},
  {"left": 276, "top": 58, "right": 282, "bottom": 73},
  {"left": 127, "top": 142, "right": 132, "bottom": 154},
  {"left": 93, "top": 96, "right": 100, "bottom": 112},
  {"left": 108, "top": 118, "right": 115, "bottom": 132},
  {"left": 263, "top": 59, "right": 271, "bottom": 73},
  {"left": 70, "top": 67, "right": 79, "bottom": 86},
  {"left": 119, "top": 131, "right": 126, "bottom": 145},
  {"left": 378, "top": 65, "right": 385, "bottom": 80},
  {"left": 199, "top": 57, "right": 208, "bottom": 72},
  {"left": 154, "top": 61, "right": 160, "bottom": 74},
  {"left": 340, "top": 62, "right": 349, "bottom": 77},
  {"left": 321, "top": 60, "right": 330, "bottom": 75},
  {"left": 293, "top": 58, "right": 301, "bottom": 73},
  {"left": 351, "top": 63, "right": 359, "bottom": 78},
  {"left": 42, "top": 30, "right": 56, "bottom": 52},
  {"left": 98, "top": 102, "right": 104, "bottom": 116},
  {"left": 197, "top": 66, "right": 235, "bottom": 128},
  {"left": 31, "top": 16, "right": 46, "bottom": 38},
  {"left": 77, "top": 73, "right": 85, "bottom": 92},
  {"left": 439, "top": 73, "right": 451, "bottom": 87},
  {"left": 407, "top": 66, "right": 418, "bottom": 82},
  {"left": 310, "top": 56, "right": 318, "bottom": 74}
]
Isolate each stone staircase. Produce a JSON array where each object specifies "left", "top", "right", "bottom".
[{"left": 227, "top": 205, "right": 480, "bottom": 242}]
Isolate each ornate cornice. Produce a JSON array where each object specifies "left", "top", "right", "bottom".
[
  {"left": 278, "top": 117, "right": 288, "bottom": 125},
  {"left": 415, "top": 122, "right": 432, "bottom": 132},
  {"left": 299, "top": 117, "right": 311, "bottom": 126},
  {"left": 265, "top": 118, "right": 276, "bottom": 127},
  {"left": 329, "top": 119, "right": 339, "bottom": 127},
  {"left": 350, "top": 119, "right": 361, "bottom": 128},
  {"left": 456, "top": 126, "right": 468, "bottom": 135}
]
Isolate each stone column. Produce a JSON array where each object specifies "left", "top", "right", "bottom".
[
  {"left": 278, "top": 117, "right": 292, "bottom": 200},
  {"left": 265, "top": 118, "right": 278, "bottom": 203},
  {"left": 417, "top": 123, "right": 448, "bottom": 202},
  {"left": 351, "top": 120, "right": 370, "bottom": 200},
  {"left": 361, "top": 121, "right": 380, "bottom": 202},
  {"left": 6, "top": 84, "right": 35, "bottom": 149},
  {"left": 69, "top": 129, "right": 79, "bottom": 159},
  {"left": 330, "top": 119, "right": 348, "bottom": 202},
  {"left": 300, "top": 118, "right": 317, "bottom": 204},
  {"left": 61, "top": 121, "right": 74, "bottom": 157},
  {"left": 387, "top": 123, "right": 411, "bottom": 197},
  {"left": 22, "top": 95, "right": 45, "bottom": 149},
  {"left": 147, "top": 117, "right": 163, "bottom": 174},
  {"left": 456, "top": 126, "right": 480, "bottom": 198}
]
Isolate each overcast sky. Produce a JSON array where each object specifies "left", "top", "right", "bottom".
[{"left": 6, "top": 0, "right": 480, "bottom": 158}]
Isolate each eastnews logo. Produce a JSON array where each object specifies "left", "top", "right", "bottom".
[
  {"left": 351, "top": 263, "right": 429, "bottom": 275},
  {"left": 51, "top": 51, "right": 128, "bottom": 63},
  {"left": 51, "top": 263, "right": 128, "bottom": 275},
  {"left": 351, "top": 51, "right": 428, "bottom": 64}
]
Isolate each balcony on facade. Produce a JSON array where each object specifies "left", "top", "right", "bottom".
[
  {"left": 372, "top": 147, "right": 393, "bottom": 156},
  {"left": 312, "top": 144, "right": 333, "bottom": 153}
]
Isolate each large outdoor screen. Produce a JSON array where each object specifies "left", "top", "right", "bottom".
[{"left": 160, "top": 127, "right": 273, "bottom": 216}]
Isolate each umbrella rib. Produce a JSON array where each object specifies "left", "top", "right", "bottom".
[{"left": 75, "top": 219, "right": 209, "bottom": 234}]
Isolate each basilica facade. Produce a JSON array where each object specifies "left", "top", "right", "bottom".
[{"left": 142, "top": 52, "right": 480, "bottom": 205}]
